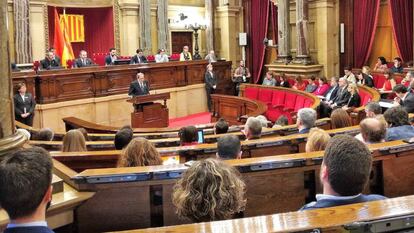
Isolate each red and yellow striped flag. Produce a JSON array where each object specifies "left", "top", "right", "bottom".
[
  {"left": 53, "top": 8, "right": 75, "bottom": 68},
  {"left": 59, "top": 14, "right": 85, "bottom": 42}
]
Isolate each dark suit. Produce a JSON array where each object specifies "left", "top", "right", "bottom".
[
  {"left": 324, "top": 85, "right": 339, "bottom": 102},
  {"left": 320, "top": 86, "right": 350, "bottom": 117},
  {"left": 276, "top": 81, "right": 290, "bottom": 88},
  {"left": 40, "top": 58, "right": 61, "bottom": 70},
  {"left": 130, "top": 55, "right": 148, "bottom": 64},
  {"left": 128, "top": 80, "right": 150, "bottom": 96},
  {"left": 205, "top": 71, "right": 217, "bottom": 111},
  {"left": 346, "top": 93, "right": 361, "bottom": 108},
  {"left": 105, "top": 55, "right": 117, "bottom": 66},
  {"left": 4, "top": 226, "right": 54, "bottom": 233},
  {"left": 14, "top": 93, "right": 36, "bottom": 126},
  {"left": 74, "top": 58, "right": 93, "bottom": 68},
  {"left": 363, "top": 74, "right": 374, "bottom": 88},
  {"left": 400, "top": 92, "right": 414, "bottom": 113}
]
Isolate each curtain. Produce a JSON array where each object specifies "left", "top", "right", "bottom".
[
  {"left": 250, "top": 0, "right": 270, "bottom": 83},
  {"left": 353, "top": 0, "right": 380, "bottom": 68},
  {"left": 389, "top": 0, "right": 413, "bottom": 63},
  {"left": 14, "top": 0, "right": 33, "bottom": 63},
  {"left": 140, "top": 0, "right": 152, "bottom": 53},
  {"left": 157, "top": 0, "right": 169, "bottom": 52},
  {"left": 270, "top": 3, "right": 278, "bottom": 44},
  {"left": 48, "top": 6, "right": 114, "bottom": 56}
]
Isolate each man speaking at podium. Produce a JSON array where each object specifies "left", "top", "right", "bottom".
[{"left": 129, "top": 72, "right": 150, "bottom": 110}]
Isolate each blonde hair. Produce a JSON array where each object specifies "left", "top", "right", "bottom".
[
  {"left": 172, "top": 158, "right": 246, "bottom": 222},
  {"left": 117, "top": 138, "right": 162, "bottom": 167},
  {"left": 348, "top": 83, "right": 359, "bottom": 94},
  {"left": 362, "top": 66, "right": 371, "bottom": 75},
  {"left": 62, "top": 129, "right": 87, "bottom": 152},
  {"left": 305, "top": 128, "right": 331, "bottom": 152}
]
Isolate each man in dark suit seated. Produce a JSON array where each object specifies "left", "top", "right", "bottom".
[
  {"left": 0, "top": 147, "right": 54, "bottom": 233},
  {"left": 130, "top": 49, "right": 148, "bottom": 64},
  {"left": 74, "top": 50, "right": 93, "bottom": 68},
  {"left": 324, "top": 77, "right": 340, "bottom": 102},
  {"left": 217, "top": 135, "right": 242, "bottom": 160},
  {"left": 105, "top": 48, "right": 118, "bottom": 66},
  {"left": 297, "top": 108, "right": 317, "bottom": 134},
  {"left": 384, "top": 106, "right": 414, "bottom": 141},
  {"left": 40, "top": 51, "right": 61, "bottom": 70},
  {"left": 319, "top": 77, "right": 351, "bottom": 117},
  {"left": 300, "top": 135, "right": 386, "bottom": 210},
  {"left": 393, "top": 84, "right": 414, "bottom": 113},
  {"left": 48, "top": 47, "right": 61, "bottom": 65}
]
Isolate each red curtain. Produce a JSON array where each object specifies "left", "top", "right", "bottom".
[
  {"left": 48, "top": 6, "right": 114, "bottom": 57},
  {"left": 270, "top": 4, "right": 278, "bottom": 44},
  {"left": 353, "top": 0, "right": 380, "bottom": 68},
  {"left": 250, "top": 0, "right": 270, "bottom": 83},
  {"left": 389, "top": 0, "right": 413, "bottom": 63}
]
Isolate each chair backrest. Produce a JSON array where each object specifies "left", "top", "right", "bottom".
[
  {"left": 358, "top": 88, "right": 372, "bottom": 106},
  {"left": 257, "top": 89, "right": 273, "bottom": 105},
  {"left": 284, "top": 92, "right": 297, "bottom": 109},
  {"left": 373, "top": 74, "right": 386, "bottom": 89},
  {"left": 92, "top": 53, "right": 106, "bottom": 66},
  {"left": 294, "top": 95, "right": 306, "bottom": 112},
  {"left": 271, "top": 90, "right": 286, "bottom": 106},
  {"left": 245, "top": 87, "right": 259, "bottom": 100}
]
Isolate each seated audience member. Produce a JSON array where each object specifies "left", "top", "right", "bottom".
[
  {"left": 323, "top": 77, "right": 339, "bottom": 103},
  {"left": 14, "top": 82, "right": 36, "bottom": 126},
  {"left": 62, "top": 129, "right": 87, "bottom": 152},
  {"left": 35, "top": 128, "right": 54, "bottom": 141},
  {"left": 172, "top": 158, "right": 246, "bottom": 222},
  {"left": 305, "top": 76, "right": 318, "bottom": 93},
  {"left": 217, "top": 135, "right": 242, "bottom": 160},
  {"left": 401, "top": 71, "right": 414, "bottom": 87},
  {"left": 392, "top": 84, "right": 414, "bottom": 113},
  {"left": 364, "top": 101, "right": 382, "bottom": 118},
  {"left": 105, "top": 48, "right": 118, "bottom": 66},
  {"left": 292, "top": 76, "right": 306, "bottom": 91},
  {"left": 313, "top": 77, "right": 330, "bottom": 96},
  {"left": 256, "top": 115, "right": 269, "bottom": 128},
  {"left": 356, "top": 70, "right": 374, "bottom": 88},
  {"left": 214, "top": 118, "right": 229, "bottom": 134},
  {"left": 319, "top": 77, "right": 351, "bottom": 117},
  {"left": 342, "top": 83, "right": 361, "bottom": 110},
  {"left": 179, "top": 126, "right": 199, "bottom": 146},
  {"left": 155, "top": 49, "right": 169, "bottom": 63},
  {"left": 48, "top": 47, "right": 61, "bottom": 64},
  {"left": 362, "top": 66, "right": 373, "bottom": 77},
  {"left": 373, "top": 56, "right": 388, "bottom": 72},
  {"left": 359, "top": 118, "right": 386, "bottom": 144},
  {"left": 16, "top": 128, "right": 31, "bottom": 140},
  {"left": 301, "top": 135, "right": 386, "bottom": 210},
  {"left": 0, "top": 147, "right": 54, "bottom": 233},
  {"left": 243, "top": 117, "right": 262, "bottom": 140},
  {"left": 297, "top": 108, "right": 317, "bottom": 134},
  {"left": 179, "top": 46, "right": 192, "bottom": 61},
  {"left": 380, "top": 71, "right": 396, "bottom": 91},
  {"left": 114, "top": 128, "right": 134, "bottom": 150},
  {"left": 205, "top": 50, "right": 217, "bottom": 63},
  {"left": 390, "top": 57, "right": 404, "bottom": 73},
  {"left": 117, "top": 138, "right": 162, "bottom": 167},
  {"left": 330, "top": 108, "right": 352, "bottom": 129},
  {"left": 77, "top": 128, "right": 89, "bottom": 141},
  {"left": 276, "top": 74, "right": 290, "bottom": 88},
  {"left": 262, "top": 71, "right": 276, "bottom": 86},
  {"left": 343, "top": 67, "right": 356, "bottom": 84},
  {"left": 384, "top": 106, "right": 414, "bottom": 141},
  {"left": 40, "top": 51, "right": 61, "bottom": 70},
  {"left": 130, "top": 49, "right": 148, "bottom": 64},
  {"left": 272, "top": 115, "right": 289, "bottom": 128},
  {"left": 305, "top": 128, "right": 331, "bottom": 152},
  {"left": 74, "top": 50, "right": 93, "bottom": 68}
]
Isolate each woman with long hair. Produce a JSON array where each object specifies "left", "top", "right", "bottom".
[
  {"left": 62, "top": 129, "right": 87, "bottom": 152},
  {"left": 117, "top": 137, "right": 162, "bottom": 167}
]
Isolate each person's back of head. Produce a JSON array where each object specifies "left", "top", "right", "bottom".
[
  {"left": 274, "top": 115, "right": 289, "bottom": 127},
  {"left": 214, "top": 118, "right": 229, "bottom": 134},
  {"left": 365, "top": 102, "right": 382, "bottom": 118},
  {"left": 0, "top": 147, "right": 53, "bottom": 222},
  {"left": 297, "top": 108, "right": 317, "bottom": 130},
  {"left": 36, "top": 128, "right": 54, "bottom": 141},
  {"left": 172, "top": 158, "right": 246, "bottom": 222},
  {"left": 244, "top": 117, "right": 262, "bottom": 139},
  {"left": 359, "top": 118, "right": 386, "bottom": 144},
  {"left": 179, "top": 126, "right": 199, "bottom": 145},
  {"left": 384, "top": 106, "right": 409, "bottom": 127},
  {"left": 114, "top": 128, "right": 134, "bottom": 150},
  {"left": 77, "top": 128, "right": 89, "bottom": 141},
  {"left": 322, "top": 135, "right": 372, "bottom": 196},
  {"left": 256, "top": 115, "right": 269, "bottom": 128},
  {"left": 217, "top": 135, "right": 242, "bottom": 160},
  {"left": 305, "top": 128, "right": 331, "bottom": 152},
  {"left": 117, "top": 137, "right": 162, "bottom": 167},
  {"left": 330, "top": 108, "right": 352, "bottom": 129},
  {"left": 62, "top": 129, "right": 87, "bottom": 152}
]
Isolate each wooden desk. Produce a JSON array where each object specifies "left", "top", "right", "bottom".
[
  {"left": 11, "top": 61, "right": 232, "bottom": 104},
  {"left": 110, "top": 195, "right": 414, "bottom": 233}
]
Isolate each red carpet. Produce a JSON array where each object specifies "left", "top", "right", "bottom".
[{"left": 169, "top": 112, "right": 211, "bottom": 128}]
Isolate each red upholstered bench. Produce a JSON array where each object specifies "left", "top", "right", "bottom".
[{"left": 92, "top": 53, "right": 107, "bottom": 66}]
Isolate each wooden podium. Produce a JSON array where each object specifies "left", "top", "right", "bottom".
[{"left": 127, "top": 93, "right": 170, "bottom": 128}]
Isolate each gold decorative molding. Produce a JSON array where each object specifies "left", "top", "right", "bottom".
[
  {"left": 43, "top": 3, "right": 49, "bottom": 50},
  {"left": 45, "top": 0, "right": 113, "bottom": 8},
  {"left": 113, "top": 0, "right": 121, "bottom": 51}
]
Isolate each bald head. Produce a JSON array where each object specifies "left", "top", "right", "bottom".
[{"left": 360, "top": 118, "right": 386, "bottom": 144}]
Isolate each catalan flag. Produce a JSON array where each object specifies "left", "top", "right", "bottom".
[
  {"left": 53, "top": 8, "right": 74, "bottom": 68},
  {"left": 59, "top": 14, "right": 85, "bottom": 42}
]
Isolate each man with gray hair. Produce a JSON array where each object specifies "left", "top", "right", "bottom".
[
  {"left": 365, "top": 102, "right": 382, "bottom": 118},
  {"left": 217, "top": 135, "right": 242, "bottom": 160},
  {"left": 243, "top": 117, "right": 262, "bottom": 140},
  {"left": 320, "top": 77, "right": 351, "bottom": 117},
  {"left": 297, "top": 108, "right": 317, "bottom": 134}
]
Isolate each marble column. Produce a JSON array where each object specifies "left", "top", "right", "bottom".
[
  {"left": 293, "top": 0, "right": 312, "bottom": 65},
  {"left": 275, "top": 0, "right": 292, "bottom": 64},
  {"left": 205, "top": 0, "right": 214, "bottom": 53},
  {"left": 0, "top": 0, "right": 26, "bottom": 155}
]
